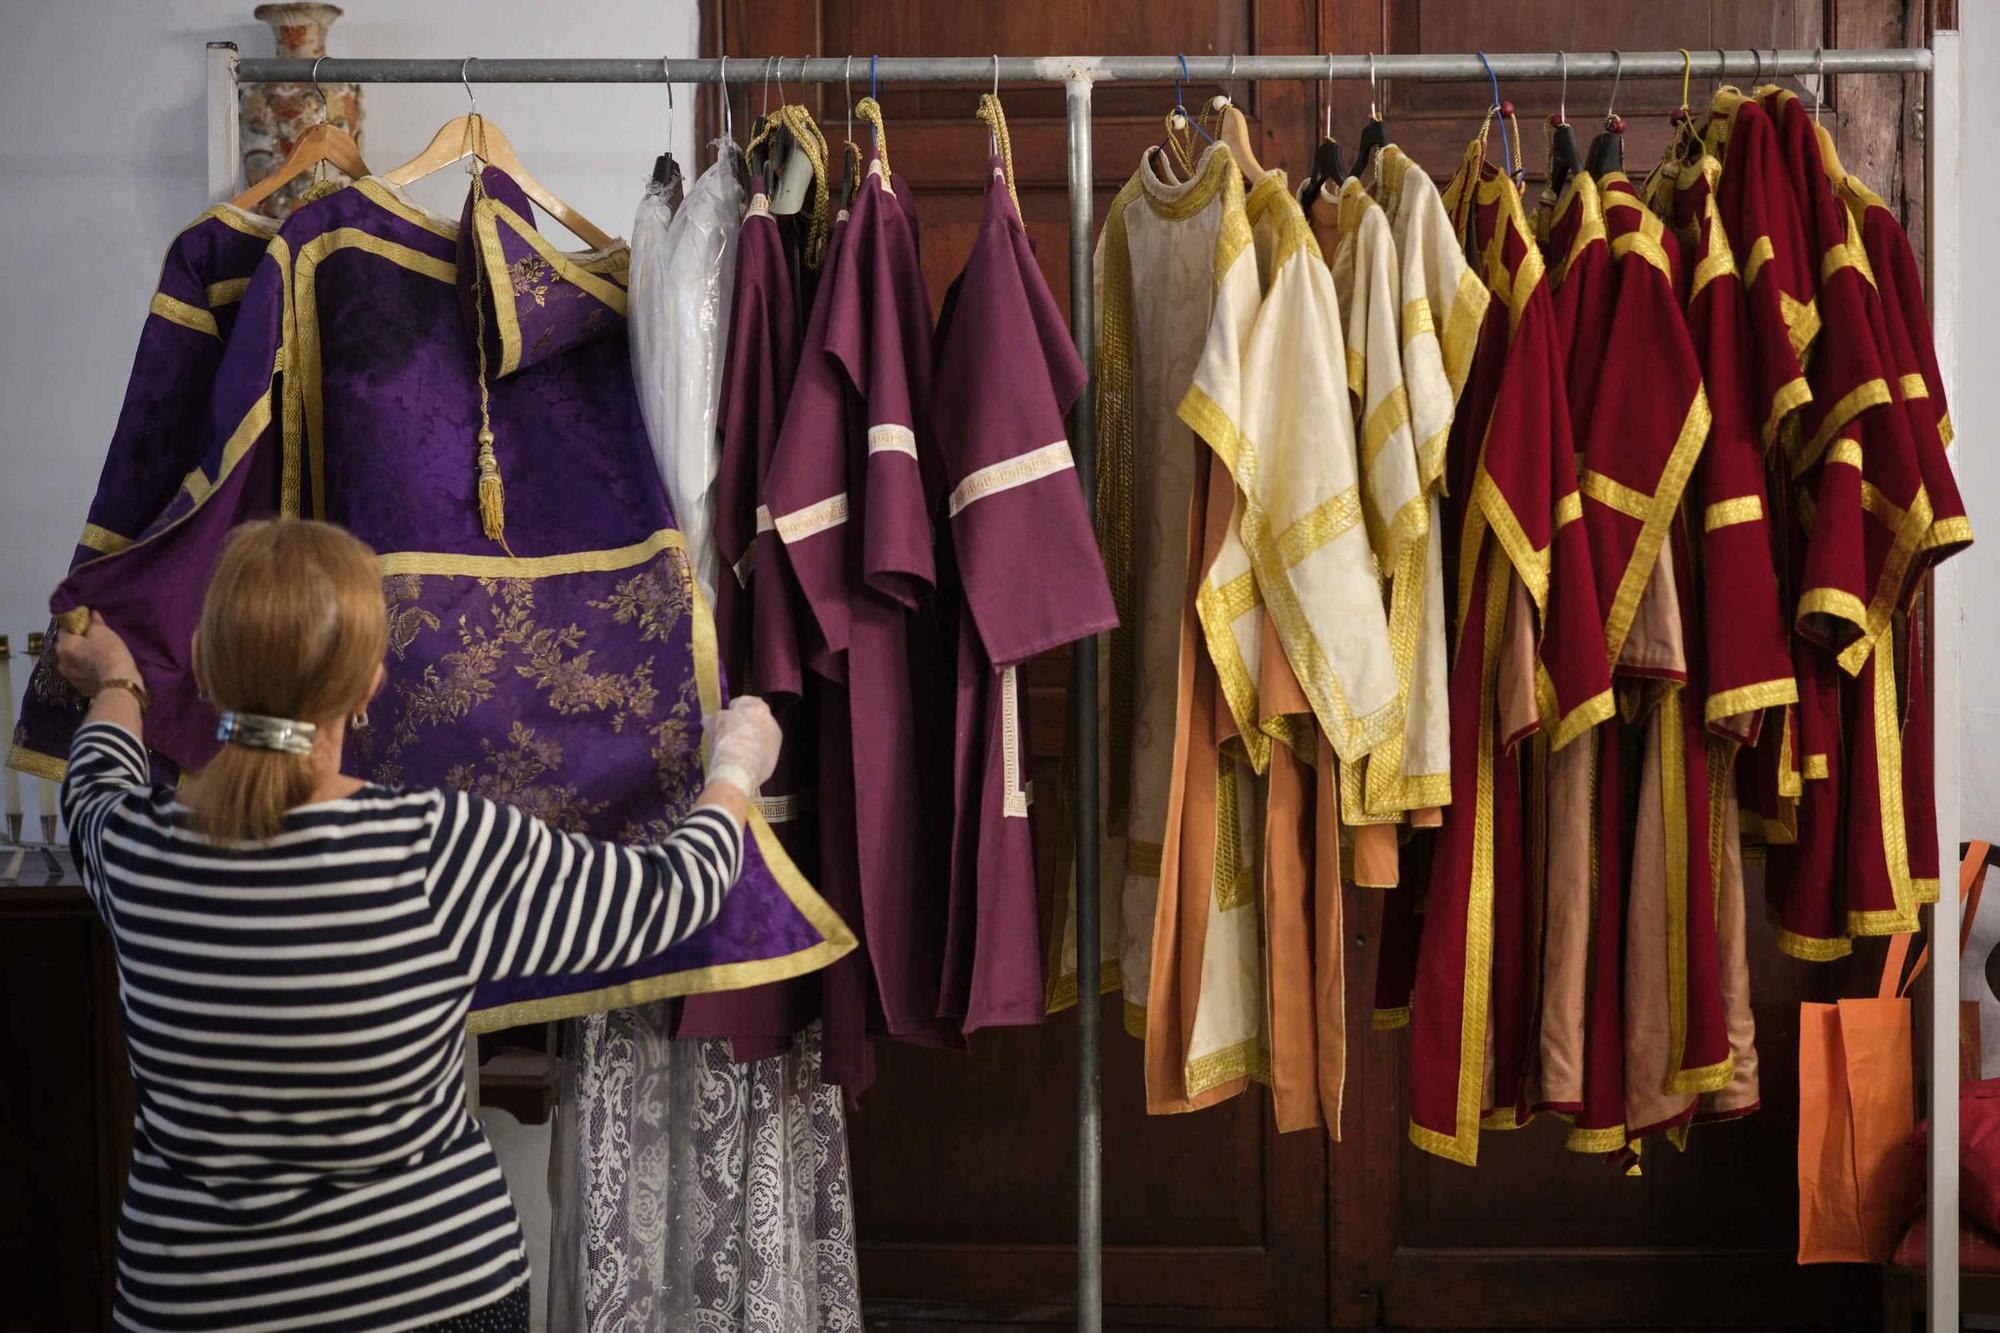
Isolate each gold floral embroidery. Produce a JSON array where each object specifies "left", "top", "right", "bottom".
[
  {"left": 444, "top": 721, "right": 609, "bottom": 834},
  {"left": 371, "top": 553, "right": 694, "bottom": 792},
  {"left": 29, "top": 623, "right": 85, "bottom": 709},
  {"left": 588, "top": 550, "right": 695, "bottom": 644},
  {"left": 508, "top": 254, "right": 555, "bottom": 307}
]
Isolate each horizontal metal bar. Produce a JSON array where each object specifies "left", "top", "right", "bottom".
[{"left": 237, "top": 49, "right": 1931, "bottom": 86}]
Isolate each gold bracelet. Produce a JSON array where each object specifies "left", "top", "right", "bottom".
[{"left": 98, "top": 677, "right": 151, "bottom": 713}]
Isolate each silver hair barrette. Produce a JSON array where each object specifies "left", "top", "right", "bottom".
[{"left": 215, "top": 711, "right": 318, "bottom": 756}]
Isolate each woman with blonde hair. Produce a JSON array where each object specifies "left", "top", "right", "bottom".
[{"left": 56, "top": 518, "right": 781, "bottom": 1333}]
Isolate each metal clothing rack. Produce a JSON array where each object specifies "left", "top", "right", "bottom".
[{"left": 208, "top": 41, "right": 1961, "bottom": 1332}]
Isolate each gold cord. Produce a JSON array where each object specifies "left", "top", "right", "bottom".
[
  {"left": 747, "top": 103, "right": 834, "bottom": 268},
  {"left": 855, "top": 96, "right": 892, "bottom": 184},
  {"left": 463, "top": 115, "right": 511, "bottom": 551},
  {"left": 976, "top": 93, "right": 1020, "bottom": 217}
]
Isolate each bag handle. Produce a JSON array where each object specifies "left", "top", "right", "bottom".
[{"left": 1881, "top": 839, "right": 1991, "bottom": 1000}]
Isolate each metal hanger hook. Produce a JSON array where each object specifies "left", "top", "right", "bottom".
[
  {"left": 660, "top": 59, "right": 675, "bottom": 148},
  {"left": 1752, "top": 47, "right": 1765, "bottom": 87},
  {"left": 311, "top": 55, "right": 331, "bottom": 120},
  {"left": 1677, "top": 48, "right": 1693, "bottom": 113},
  {"left": 1368, "top": 52, "right": 1379, "bottom": 121},
  {"left": 761, "top": 55, "right": 776, "bottom": 117},
  {"left": 1324, "top": 53, "right": 1335, "bottom": 139},
  {"left": 845, "top": 56, "right": 855, "bottom": 141},
  {"left": 992, "top": 54, "right": 1001, "bottom": 99},
  {"left": 1475, "top": 50, "right": 1514, "bottom": 181},
  {"left": 1556, "top": 51, "right": 1567, "bottom": 124},
  {"left": 460, "top": 56, "right": 478, "bottom": 117},
  {"left": 1814, "top": 45, "right": 1826, "bottom": 123},
  {"left": 1607, "top": 50, "right": 1624, "bottom": 123},
  {"left": 870, "top": 53, "right": 879, "bottom": 103},
  {"left": 717, "top": 54, "right": 732, "bottom": 143}
]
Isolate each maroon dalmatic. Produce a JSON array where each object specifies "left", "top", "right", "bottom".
[
  {"left": 765, "top": 128, "right": 957, "bottom": 1064},
  {"left": 931, "top": 155, "right": 1117, "bottom": 1031}
]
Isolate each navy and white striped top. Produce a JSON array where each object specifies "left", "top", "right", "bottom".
[{"left": 61, "top": 722, "right": 744, "bottom": 1332}]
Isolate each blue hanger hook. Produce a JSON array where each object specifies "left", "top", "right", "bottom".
[
  {"left": 870, "top": 53, "right": 879, "bottom": 102},
  {"left": 1174, "top": 53, "right": 1215, "bottom": 143},
  {"left": 1476, "top": 51, "right": 1515, "bottom": 181}
]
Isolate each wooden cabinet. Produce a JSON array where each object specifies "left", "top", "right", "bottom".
[{"left": 3, "top": 883, "right": 132, "bottom": 1332}]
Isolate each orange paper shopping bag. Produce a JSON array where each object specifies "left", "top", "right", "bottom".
[{"left": 1796, "top": 841, "right": 1991, "bottom": 1263}]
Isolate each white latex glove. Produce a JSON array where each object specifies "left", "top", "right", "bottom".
[{"left": 704, "top": 695, "right": 781, "bottom": 800}]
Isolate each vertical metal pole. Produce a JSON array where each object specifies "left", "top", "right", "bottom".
[
  {"left": 1064, "top": 73, "right": 1104, "bottom": 1333},
  {"left": 1925, "top": 25, "right": 1962, "bottom": 1331},
  {"left": 206, "top": 42, "right": 242, "bottom": 203}
]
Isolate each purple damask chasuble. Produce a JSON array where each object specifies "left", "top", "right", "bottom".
[
  {"left": 931, "top": 162, "right": 1117, "bottom": 1031},
  {"left": 9, "top": 205, "right": 278, "bottom": 782},
  {"left": 767, "top": 156, "right": 959, "bottom": 1056},
  {"left": 47, "top": 171, "right": 852, "bottom": 1025}
]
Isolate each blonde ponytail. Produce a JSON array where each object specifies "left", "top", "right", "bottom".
[
  {"left": 183, "top": 520, "right": 387, "bottom": 843},
  {"left": 187, "top": 744, "right": 320, "bottom": 845}
]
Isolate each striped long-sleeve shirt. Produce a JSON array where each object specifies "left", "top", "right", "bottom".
[{"left": 60, "top": 721, "right": 744, "bottom": 1332}]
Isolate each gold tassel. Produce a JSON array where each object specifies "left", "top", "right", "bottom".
[{"left": 475, "top": 428, "right": 506, "bottom": 543}]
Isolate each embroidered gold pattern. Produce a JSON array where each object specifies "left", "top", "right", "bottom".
[
  {"left": 866, "top": 423, "right": 918, "bottom": 458},
  {"left": 150, "top": 291, "right": 219, "bottom": 339},
  {"left": 771, "top": 493, "right": 850, "bottom": 544},
  {"left": 1704, "top": 496, "right": 1765, "bottom": 531},
  {"left": 507, "top": 253, "right": 555, "bottom": 307},
  {"left": 76, "top": 523, "right": 131, "bottom": 555},
  {"left": 948, "top": 440, "right": 1074, "bottom": 516},
  {"left": 1001, "top": 666, "right": 1031, "bottom": 818}
]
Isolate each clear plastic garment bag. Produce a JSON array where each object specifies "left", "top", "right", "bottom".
[{"left": 547, "top": 141, "right": 863, "bottom": 1333}]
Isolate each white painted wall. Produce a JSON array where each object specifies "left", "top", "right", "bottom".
[
  {"left": 0, "top": 1, "right": 699, "bottom": 828},
  {"left": 1959, "top": 10, "right": 2000, "bottom": 842}
]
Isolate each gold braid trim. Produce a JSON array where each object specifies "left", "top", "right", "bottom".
[{"left": 1097, "top": 173, "right": 1147, "bottom": 831}]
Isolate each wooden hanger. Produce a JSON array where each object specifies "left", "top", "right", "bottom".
[
  {"left": 384, "top": 114, "right": 616, "bottom": 251},
  {"left": 383, "top": 63, "right": 616, "bottom": 251},
  {"left": 1208, "top": 95, "right": 1267, "bottom": 184},
  {"left": 234, "top": 121, "right": 369, "bottom": 212},
  {"left": 232, "top": 60, "right": 369, "bottom": 212}
]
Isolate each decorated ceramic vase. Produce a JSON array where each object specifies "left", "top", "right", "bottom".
[{"left": 239, "top": 3, "right": 362, "bottom": 217}]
